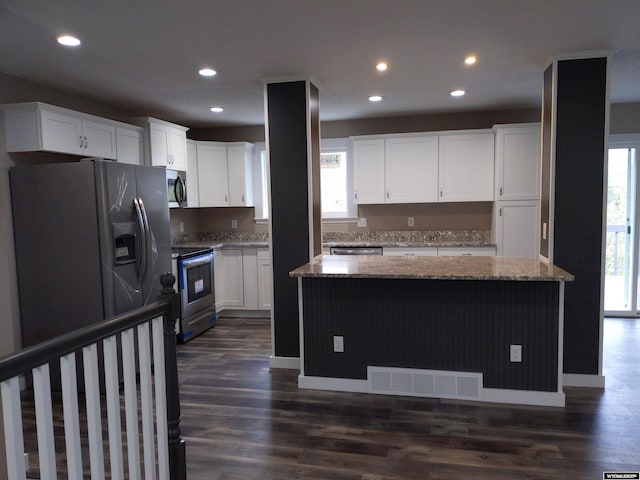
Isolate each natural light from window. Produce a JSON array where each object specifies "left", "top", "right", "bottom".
[
  {"left": 258, "top": 143, "right": 354, "bottom": 221},
  {"left": 320, "top": 151, "right": 348, "bottom": 217}
]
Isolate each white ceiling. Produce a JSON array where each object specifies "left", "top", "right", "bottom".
[{"left": 1, "top": 0, "right": 639, "bottom": 128}]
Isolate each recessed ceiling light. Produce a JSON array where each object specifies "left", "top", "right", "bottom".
[
  {"left": 210, "top": 106, "right": 224, "bottom": 113},
  {"left": 450, "top": 90, "right": 466, "bottom": 97},
  {"left": 368, "top": 95, "right": 383, "bottom": 102},
  {"left": 57, "top": 35, "right": 81, "bottom": 47},
  {"left": 464, "top": 55, "right": 477, "bottom": 65},
  {"left": 376, "top": 62, "right": 388, "bottom": 72},
  {"left": 199, "top": 68, "right": 217, "bottom": 77}
]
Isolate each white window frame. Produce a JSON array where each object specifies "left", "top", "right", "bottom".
[
  {"left": 320, "top": 137, "right": 356, "bottom": 221},
  {"left": 254, "top": 138, "right": 356, "bottom": 222}
]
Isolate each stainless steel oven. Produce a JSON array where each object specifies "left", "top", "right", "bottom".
[{"left": 173, "top": 246, "right": 216, "bottom": 342}]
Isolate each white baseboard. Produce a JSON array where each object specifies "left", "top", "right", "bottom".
[
  {"left": 563, "top": 373, "right": 605, "bottom": 388},
  {"left": 298, "top": 375, "right": 368, "bottom": 393},
  {"left": 482, "top": 388, "right": 565, "bottom": 407},
  {"left": 269, "top": 355, "right": 300, "bottom": 370}
]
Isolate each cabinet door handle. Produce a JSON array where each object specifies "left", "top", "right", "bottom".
[
  {"left": 84, "top": 136, "right": 88, "bottom": 148},
  {"left": 79, "top": 135, "right": 84, "bottom": 148},
  {"left": 440, "top": 188, "right": 443, "bottom": 197},
  {"left": 499, "top": 208, "right": 503, "bottom": 216},
  {"left": 499, "top": 187, "right": 503, "bottom": 196},
  {"left": 225, "top": 194, "right": 228, "bottom": 203},
  {"left": 354, "top": 192, "right": 358, "bottom": 200},
  {"left": 386, "top": 191, "right": 390, "bottom": 199},
  {"left": 242, "top": 194, "right": 245, "bottom": 202}
]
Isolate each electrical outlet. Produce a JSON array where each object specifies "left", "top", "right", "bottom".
[
  {"left": 333, "top": 336, "right": 344, "bottom": 353},
  {"left": 357, "top": 217, "right": 367, "bottom": 228},
  {"left": 542, "top": 222, "right": 547, "bottom": 240},
  {"left": 408, "top": 216, "right": 415, "bottom": 227},
  {"left": 510, "top": 344, "right": 522, "bottom": 362},
  {"left": 179, "top": 221, "right": 184, "bottom": 232},
  {"left": 231, "top": 219, "right": 238, "bottom": 229}
]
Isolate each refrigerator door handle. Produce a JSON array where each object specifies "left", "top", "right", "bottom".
[
  {"left": 138, "top": 196, "right": 151, "bottom": 282},
  {"left": 133, "top": 197, "right": 148, "bottom": 284}
]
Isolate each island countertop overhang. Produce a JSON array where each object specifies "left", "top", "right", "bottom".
[{"left": 290, "top": 254, "right": 574, "bottom": 282}]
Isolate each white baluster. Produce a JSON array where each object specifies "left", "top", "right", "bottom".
[
  {"left": 152, "top": 317, "right": 169, "bottom": 480},
  {"left": 60, "top": 353, "right": 83, "bottom": 479},
  {"left": 104, "top": 335, "right": 124, "bottom": 479},
  {"left": 1, "top": 377, "right": 27, "bottom": 479},
  {"left": 83, "top": 343, "right": 105, "bottom": 480},
  {"left": 33, "top": 364, "right": 57, "bottom": 480},
  {"left": 122, "top": 328, "right": 141, "bottom": 480},
  {"left": 137, "top": 322, "right": 156, "bottom": 480}
]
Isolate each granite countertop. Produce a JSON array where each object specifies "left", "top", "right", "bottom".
[
  {"left": 290, "top": 255, "right": 574, "bottom": 282},
  {"left": 172, "top": 230, "right": 495, "bottom": 250},
  {"left": 324, "top": 241, "right": 496, "bottom": 248},
  {"left": 173, "top": 240, "right": 268, "bottom": 249}
]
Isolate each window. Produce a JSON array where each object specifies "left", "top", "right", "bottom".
[
  {"left": 320, "top": 151, "right": 348, "bottom": 217},
  {"left": 256, "top": 138, "right": 355, "bottom": 221}
]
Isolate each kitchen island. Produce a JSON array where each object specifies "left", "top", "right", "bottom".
[{"left": 290, "top": 255, "right": 574, "bottom": 407}]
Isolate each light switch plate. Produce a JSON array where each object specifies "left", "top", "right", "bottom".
[
  {"left": 408, "top": 216, "right": 415, "bottom": 227},
  {"left": 357, "top": 217, "right": 367, "bottom": 228},
  {"left": 333, "top": 336, "right": 344, "bottom": 353}
]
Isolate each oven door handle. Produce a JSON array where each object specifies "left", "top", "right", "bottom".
[{"left": 181, "top": 252, "right": 214, "bottom": 269}]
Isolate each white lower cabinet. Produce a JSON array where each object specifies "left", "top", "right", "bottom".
[
  {"left": 437, "top": 246, "right": 496, "bottom": 256},
  {"left": 222, "top": 249, "right": 245, "bottom": 308},
  {"left": 494, "top": 200, "right": 540, "bottom": 257},
  {"left": 382, "top": 246, "right": 496, "bottom": 257},
  {"left": 383, "top": 247, "right": 438, "bottom": 256},
  {"left": 242, "top": 248, "right": 259, "bottom": 310},
  {"left": 214, "top": 249, "right": 224, "bottom": 312},
  {"left": 257, "top": 248, "right": 273, "bottom": 310},
  {"left": 218, "top": 247, "right": 271, "bottom": 312}
]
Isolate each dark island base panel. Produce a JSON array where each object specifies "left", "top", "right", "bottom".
[{"left": 301, "top": 277, "right": 562, "bottom": 403}]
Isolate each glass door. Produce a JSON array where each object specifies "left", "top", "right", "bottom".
[{"left": 604, "top": 142, "right": 639, "bottom": 315}]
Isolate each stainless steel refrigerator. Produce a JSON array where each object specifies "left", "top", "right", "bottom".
[{"left": 10, "top": 158, "right": 171, "bottom": 348}]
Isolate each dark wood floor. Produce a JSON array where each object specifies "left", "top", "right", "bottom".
[{"left": 176, "top": 316, "right": 640, "bottom": 480}]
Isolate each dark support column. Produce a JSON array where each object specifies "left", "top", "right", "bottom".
[
  {"left": 159, "top": 273, "right": 186, "bottom": 480},
  {"left": 265, "top": 79, "right": 322, "bottom": 361},
  {"left": 541, "top": 55, "right": 609, "bottom": 382}
]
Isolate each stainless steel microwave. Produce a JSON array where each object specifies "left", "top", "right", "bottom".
[{"left": 167, "top": 169, "right": 187, "bottom": 208}]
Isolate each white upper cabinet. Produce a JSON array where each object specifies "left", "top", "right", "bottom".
[
  {"left": 353, "top": 130, "right": 494, "bottom": 205},
  {"left": 145, "top": 118, "right": 188, "bottom": 170},
  {"left": 438, "top": 132, "right": 494, "bottom": 202},
  {"left": 196, "top": 142, "right": 229, "bottom": 207},
  {"left": 115, "top": 126, "right": 144, "bottom": 165},
  {"left": 385, "top": 136, "right": 439, "bottom": 203},
  {"left": 1, "top": 102, "right": 118, "bottom": 159},
  {"left": 194, "top": 141, "right": 254, "bottom": 208},
  {"left": 494, "top": 124, "right": 541, "bottom": 201},
  {"left": 185, "top": 140, "right": 200, "bottom": 207},
  {"left": 353, "top": 139, "right": 385, "bottom": 204},
  {"left": 227, "top": 142, "right": 254, "bottom": 207}
]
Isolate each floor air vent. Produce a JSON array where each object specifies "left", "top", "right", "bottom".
[{"left": 368, "top": 366, "right": 483, "bottom": 400}]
